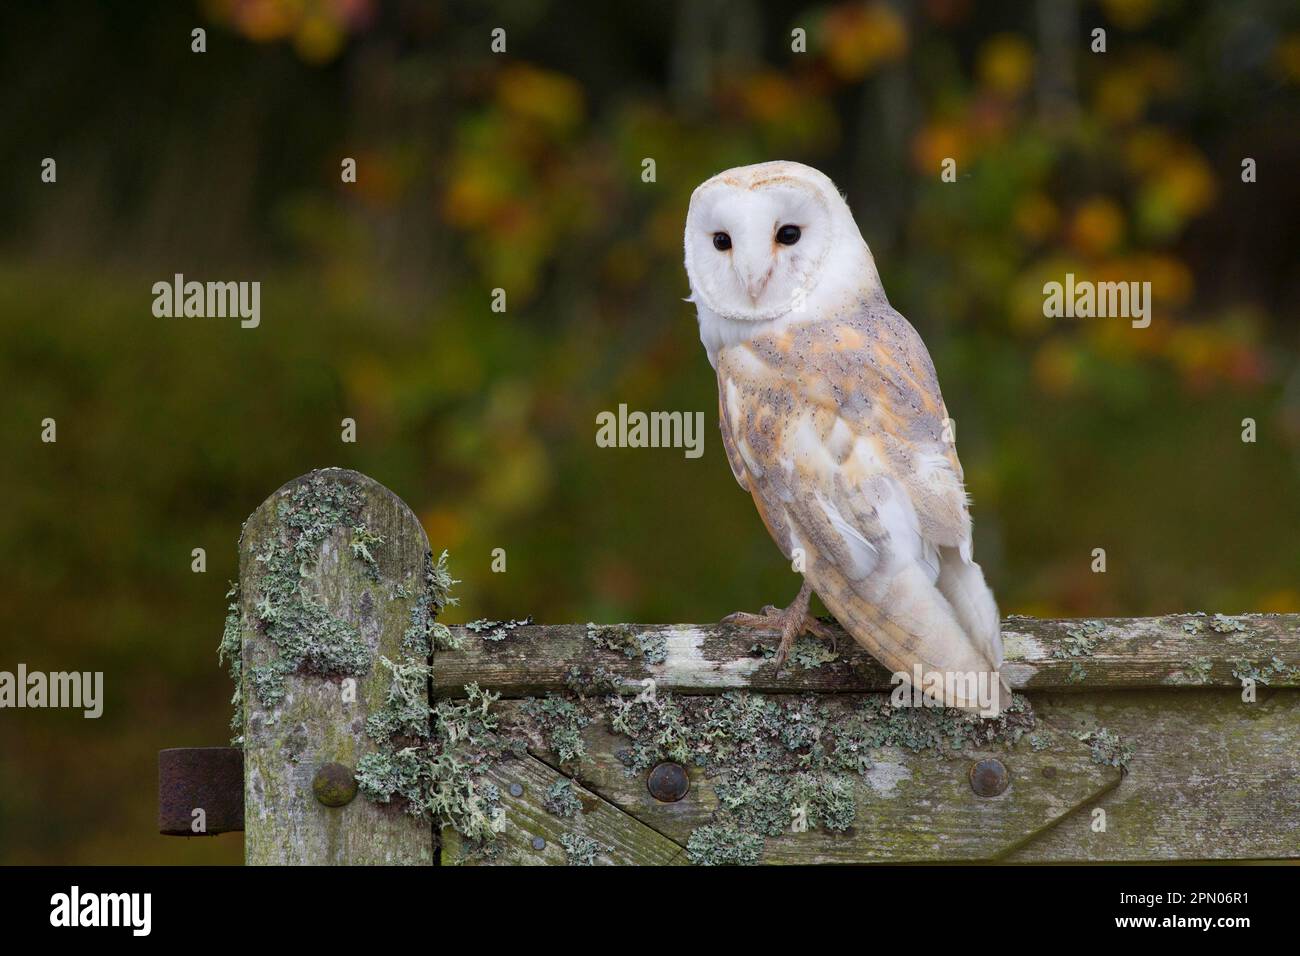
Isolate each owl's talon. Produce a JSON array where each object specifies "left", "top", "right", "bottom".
[
  {"left": 773, "top": 619, "right": 801, "bottom": 671},
  {"left": 805, "top": 617, "right": 839, "bottom": 652},
  {"left": 721, "top": 580, "right": 825, "bottom": 667},
  {"left": 722, "top": 610, "right": 770, "bottom": 628}
]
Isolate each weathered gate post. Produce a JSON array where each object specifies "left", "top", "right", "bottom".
[{"left": 235, "top": 468, "right": 433, "bottom": 864}]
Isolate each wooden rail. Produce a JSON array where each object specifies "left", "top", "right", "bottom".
[{"left": 434, "top": 614, "right": 1300, "bottom": 696}]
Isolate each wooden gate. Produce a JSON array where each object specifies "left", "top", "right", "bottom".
[{"left": 159, "top": 469, "right": 1300, "bottom": 863}]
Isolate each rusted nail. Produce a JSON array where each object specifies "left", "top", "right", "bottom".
[
  {"left": 647, "top": 761, "right": 689, "bottom": 802},
  {"left": 1042, "top": 765, "right": 1057, "bottom": 780},
  {"left": 158, "top": 747, "right": 244, "bottom": 835},
  {"left": 509, "top": 783, "right": 524, "bottom": 797},
  {"left": 312, "top": 762, "right": 358, "bottom": 807},
  {"left": 969, "top": 758, "right": 1010, "bottom": 797},
  {"left": 531, "top": 836, "right": 546, "bottom": 851}
]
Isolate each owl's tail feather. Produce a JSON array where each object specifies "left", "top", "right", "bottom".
[
  {"left": 936, "top": 547, "right": 1003, "bottom": 671},
  {"left": 814, "top": 561, "right": 1009, "bottom": 715}
]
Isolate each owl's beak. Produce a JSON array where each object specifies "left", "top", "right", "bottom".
[{"left": 735, "top": 257, "right": 771, "bottom": 303}]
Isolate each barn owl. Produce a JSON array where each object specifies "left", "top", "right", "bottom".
[{"left": 684, "top": 160, "right": 1008, "bottom": 713}]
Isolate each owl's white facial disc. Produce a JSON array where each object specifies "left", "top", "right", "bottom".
[{"left": 684, "top": 172, "right": 836, "bottom": 322}]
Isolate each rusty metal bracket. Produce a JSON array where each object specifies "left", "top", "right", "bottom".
[{"left": 158, "top": 747, "right": 244, "bottom": 835}]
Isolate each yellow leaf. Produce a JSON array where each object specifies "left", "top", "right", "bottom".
[
  {"left": 823, "top": 2, "right": 908, "bottom": 80},
  {"left": 497, "top": 65, "right": 585, "bottom": 131},
  {"left": 1013, "top": 193, "right": 1059, "bottom": 244},
  {"left": 294, "top": 14, "right": 344, "bottom": 63},
  {"left": 978, "top": 34, "right": 1034, "bottom": 97},
  {"left": 1276, "top": 35, "right": 1300, "bottom": 82},
  {"left": 1033, "top": 339, "right": 1082, "bottom": 395},
  {"left": 1068, "top": 197, "right": 1125, "bottom": 257},
  {"left": 911, "top": 122, "right": 966, "bottom": 174},
  {"left": 1095, "top": 67, "right": 1147, "bottom": 124},
  {"left": 1101, "top": 0, "right": 1159, "bottom": 30}
]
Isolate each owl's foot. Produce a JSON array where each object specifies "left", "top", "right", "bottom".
[{"left": 722, "top": 580, "right": 834, "bottom": 669}]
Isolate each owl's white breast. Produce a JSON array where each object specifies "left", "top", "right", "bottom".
[{"left": 695, "top": 304, "right": 787, "bottom": 367}]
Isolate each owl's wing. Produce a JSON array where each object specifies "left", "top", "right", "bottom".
[
  {"left": 716, "top": 393, "right": 751, "bottom": 490},
  {"left": 716, "top": 306, "right": 1004, "bottom": 709}
]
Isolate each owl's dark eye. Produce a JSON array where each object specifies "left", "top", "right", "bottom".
[
  {"left": 776, "top": 224, "right": 801, "bottom": 245},
  {"left": 713, "top": 232, "right": 732, "bottom": 251}
]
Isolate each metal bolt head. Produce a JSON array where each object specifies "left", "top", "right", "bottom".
[
  {"left": 312, "top": 762, "right": 358, "bottom": 807},
  {"left": 531, "top": 836, "right": 546, "bottom": 851},
  {"left": 509, "top": 783, "right": 524, "bottom": 798},
  {"left": 969, "top": 758, "right": 1010, "bottom": 797},
  {"left": 647, "top": 761, "right": 690, "bottom": 802}
]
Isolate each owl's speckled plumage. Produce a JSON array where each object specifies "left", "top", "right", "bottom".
[{"left": 685, "top": 161, "right": 1005, "bottom": 712}]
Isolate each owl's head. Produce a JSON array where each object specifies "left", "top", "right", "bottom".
[{"left": 684, "top": 161, "right": 873, "bottom": 323}]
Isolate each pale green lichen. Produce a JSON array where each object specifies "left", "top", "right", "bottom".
[
  {"left": 717, "top": 768, "right": 855, "bottom": 835},
  {"left": 1077, "top": 727, "right": 1134, "bottom": 770},
  {"left": 1179, "top": 656, "right": 1213, "bottom": 684},
  {"left": 521, "top": 695, "right": 590, "bottom": 767},
  {"left": 560, "top": 832, "right": 610, "bottom": 865},
  {"left": 750, "top": 637, "right": 839, "bottom": 670},
  {"left": 1231, "top": 656, "right": 1297, "bottom": 686},
  {"left": 356, "top": 549, "right": 525, "bottom": 856},
  {"left": 790, "top": 637, "right": 839, "bottom": 670},
  {"left": 638, "top": 633, "right": 669, "bottom": 665},
  {"left": 827, "top": 694, "right": 1035, "bottom": 756},
  {"left": 606, "top": 691, "right": 693, "bottom": 771},
  {"left": 1066, "top": 661, "right": 1088, "bottom": 683},
  {"left": 356, "top": 682, "right": 516, "bottom": 849},
  {"left": 241, "top": 475, "right": 374, "bottom": 707},
  {"left": 404, "top": 550, "right": 461, "bottom": 655},
  {"left": 586, "top": 623, "right": 667, "bottom": 664},
  {"left": 604, "top": 691, "right": 1035, "bottom": 781},
  {"left": 564, "top": 664, "right": 624, "bottom": 697},
  {"left": 1269, "top": 656, "right": 1299, "bottom": 681},
  {"left": 1211, "top": 614, "right": 1247, "bottom": 634},
  {"left": 350, "top": 524, "right": 385, "bottom": 581},
  {"left": 1230, "top": 658, "right": 1259, "bottom": 684},
  {"left": 687, "top": 824, "right": 764, "bottom": 865},
  {"left": 544, "top": 779, "right": 583, "bottom": 818},
  {"left": 365, "top": 656, "right": 433, "bottom": 739},
  {"left": 467, "top": 616, "right": 533, "bottom": 642},
  {"left": 217, "top": 581, "right": 244, "bottom": 745},
  {"left": 1055, "top": 620, "right": 1104, "bottom": 659}
]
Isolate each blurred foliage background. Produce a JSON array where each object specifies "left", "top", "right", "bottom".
[{"left": 1, "top": 0, "right": 1298, "bottom": 863}]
